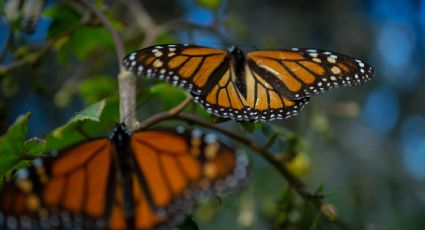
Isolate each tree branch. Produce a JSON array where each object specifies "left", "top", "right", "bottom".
[{"left": 139, "top": 97, "right": 192, "bottom": 129}]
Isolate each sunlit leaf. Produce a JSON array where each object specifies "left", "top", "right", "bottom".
[
  {"left": 45, "top": 96, "right": 119, "bottom": 151},
  {"left": 0, "top": 160, "right": 32, "bottom": 187},
  {"left": 24, "top": 137, "right": 47, "bottom": 157},
  {"left": 71, "top": 99, "right": 107, "bottom": 122}
]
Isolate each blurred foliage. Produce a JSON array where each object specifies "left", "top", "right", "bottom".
[
  {"left": 196, "top": 0, "right": 221, "bottom": 10},
  {"left": 43, "top": 3, "right": 80, "bottom": 38}
]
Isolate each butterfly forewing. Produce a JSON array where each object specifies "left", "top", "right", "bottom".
[
  {"left": 247, "top": 49, "right": 374, "bottom": 99},
  {"left": 122, "top": 44, "right": 229, "bottom": 95}
]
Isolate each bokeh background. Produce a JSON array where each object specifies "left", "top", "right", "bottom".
[{"left": 1, "top": 0, "right": 425, "bottom": 229}]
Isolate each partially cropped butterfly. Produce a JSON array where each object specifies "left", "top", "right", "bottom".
[
  {"left": 0, "top": 124, "right": 248, "bottom": 229},
  {"left": 122, "top": 44, "right": 374, "bottom": 121}
]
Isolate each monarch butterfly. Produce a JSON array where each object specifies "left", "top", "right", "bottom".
[
  {"left": 0, "top": 124, "right": 248, "bottom": 229},
  {"left": 122, "top": 44, "right": 374, "bottom": 121}
]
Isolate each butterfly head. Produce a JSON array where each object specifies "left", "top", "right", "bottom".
[
  {"left": 110, "top": 123, "right": 132, "bottom": 149},
  {"left": 228, "top": 46, "right": 245, "bottom": 59}
]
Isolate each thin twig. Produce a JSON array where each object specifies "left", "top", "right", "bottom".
[
  {"left": 117, "top": 70, "right": 138, "bottom": 129},
  {"left": 259, "top": 134, "right": 279, "bottom": 151},
  {"left": 139, "top": 97, "right": 192, "bottom": 129}
]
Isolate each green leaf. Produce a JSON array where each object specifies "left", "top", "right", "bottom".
[
  {"left": 79, "top": 75, "right": 117, "bottom": 105},
  {"left": 0, "top": 160, "right": 32, "bottom": 187},
  {"left": 0, "top": 112, "right": 31, "bottom": 175},
  {"left": 45, "top": 97, "right": 119, "bottom": 151},
  {"left": 72, "top": 99, "right": 107, "bottom": 122},
  {"left": 196, "top": 0, "right": 221, "bottom": 10},
  {"left": 177, "top": 216, "right": 199, "bottom": 230},
  {"left": 24, "top": 137, "right": 47, "bottom": 157}
]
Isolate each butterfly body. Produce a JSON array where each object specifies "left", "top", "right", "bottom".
[
  {"left": 228, "top": 46, "right": 248, "bottom": 98},
  {"left": 0, "top": 124, "right": 248, "bottom": 229},
  {"left": 109, "top": 125, "right": 136, "bottom": 227},
  {"left": 123, "top": 44, "right": 374, "bottom": 121}
]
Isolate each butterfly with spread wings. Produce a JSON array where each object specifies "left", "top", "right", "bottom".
[
  {"left": 0, "top": 124, "right": 248, "bottom": 229},
  {"left": 122, "top": 44, "right": 374, "bottom": 121}
]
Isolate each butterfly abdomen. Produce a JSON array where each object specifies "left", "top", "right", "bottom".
[{"left": 229, "top": 46, "right": 248, "bottom": 98}]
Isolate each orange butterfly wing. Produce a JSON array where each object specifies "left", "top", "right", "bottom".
[
  {"left": 122, "top": 44, "right": 228, "bottom": 95},
  {"left": 190, "top": 59, "right": 309, "bottom": 121},
  {"left": 0, "top": 126, "right": 248, "bottom": 229},
  {"left": 128, "top": 129, "right": 248, "bottom": 229},
  {"left": 246, "top": 49, "right": 374, "bottom": 99},
  {"left": 0, "top": 138, "right": 113, "bottom": 228}
]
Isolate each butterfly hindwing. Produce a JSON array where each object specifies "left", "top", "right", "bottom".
[
  {"left": 246, "top": 49, "right": 374, "bottom": 99},
  {"left": 191, "top": 65, "right": 310, "bottom": 121},
  {"left": 130, "top": 129, "right": 248, "bottom": 217}
]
